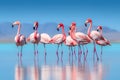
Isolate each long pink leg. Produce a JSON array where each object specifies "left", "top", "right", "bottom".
[
  {"left": 34, "top": 44, "right": 36, "bottom": 56},
  {"left": 78, "top": 45, "right": 82, "bottom": 61},
  {"left": 61, "top": 44, "right": 63, "bottom": 61},
  {"left": 93, "top": 42, "right": 99, "bottom": 61},
  {"left": 20, "top": 46, "right": 23, "bottom": 60},
  {"left": 74, "top": 46, "right": 77, "bottom": 60},
  {"left": 85, "top": 45, "right": 88, "bottom": 60},
  {"left": 44, "top": 44, "right": 47, "bottom": 61},
  {"left": 56, "top": 44, "right": 60, "bottom": 60}
]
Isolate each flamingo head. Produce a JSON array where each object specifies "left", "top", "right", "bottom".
[
  {"left": 85, "top": 18, "right": 92, "bottom": 27},
  {"left": 12, "top": 21, "right": 20, "bottom": 28},
  {"left": 97, "top": 26, "right": 102, "bottom": 31},
  {"left": 57, "top": 23, "right": 64, "bottom": 31},
  {"left": 70, "top": 22, "right": 76, "bottom": 32},
  {"left": 33, "top": 21, "right": 39, "bottom": 30}
]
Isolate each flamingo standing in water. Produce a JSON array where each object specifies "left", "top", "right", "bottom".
[
  {"left": 50, "top": 23, "right": 66, "bottom": 60},
  {"left": 70, "top": 22, "right": 91, "bottom": 60},
  {"left": 40, "top": 33, "right": 51, "bottom": 57},
  {"left": 84, "top": 18, "right": 103, "bottom": 60},
  {"left": 96, "top": 26, "right": 111, "bottom": 56},
  {"left": 27, "top": 21, "right": 40, "bottom": 56},
  {"left": 12, "top": 21, "right": 26, "bottom": 58}
]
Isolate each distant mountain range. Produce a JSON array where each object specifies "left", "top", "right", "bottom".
[{"left": 0, "top": 22, "right": 120, "bottom": 42}]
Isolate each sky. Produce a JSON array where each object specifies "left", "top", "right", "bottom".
[{"left": 0, "top": 0, "right": 120, "bottom": 31}]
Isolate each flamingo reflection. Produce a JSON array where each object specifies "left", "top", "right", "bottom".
[
  {"left": 29, "top": 57, "right": 40, "bottom": 80},
  {"left": 15, "top": 58, "right": 25, "bottom": 80}
]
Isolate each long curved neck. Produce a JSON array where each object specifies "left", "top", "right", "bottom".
[
  {"left": 87, "top": 22, "right": 92, "bottom": 36},
  {"left": 70, "top": 26, "right": 76, "bottom": 40},
  {"left": 17, "top": 24, "right": 21, "bottom": 34},
  {"left": 100, "top": 29, "right": 103, "bottom": 35},
  {"left": 61, "top": 26, "right": 65, "bottom": 35}
]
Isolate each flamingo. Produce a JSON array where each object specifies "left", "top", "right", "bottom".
[
  {"left": 40, "top": 33, "right": 51, "bottom": 57},
  {"left": 96, "top": 26, "right": 111, "bottom": 56},
  {"left": 84, "top": 18, "right": 102, "bottom": 60},
  {"left": 70, "top": 22, "right": 91, "bottom": 60},
  {"left": 50, "top": 23, "right": 66, "bottom": 60},
  {"left": 27, "top": 21, "right": 40, "bottom": 56},
  {"left": 66, "top": 30, "right": 78, "bottom": 61},
  {"left": 12, "top": 21, "right": 26, "bottom": 58}
]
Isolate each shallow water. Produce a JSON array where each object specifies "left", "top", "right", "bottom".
[{"left": 0, "top": 43, "right": 120, "bottom": 80}]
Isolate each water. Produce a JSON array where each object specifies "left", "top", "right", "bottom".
[{"left": 0, "top": 43, "right": 120, "bottom": 80}]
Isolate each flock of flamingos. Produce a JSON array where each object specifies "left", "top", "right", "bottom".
[{"left": 12, "top": 18, "right": 110, "bottom": 61}]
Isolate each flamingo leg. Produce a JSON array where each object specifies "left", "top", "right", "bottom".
[
  {"left": 68, "top": 46, "right": 71, "bottom": 63},
  {"left": 17, "top": 46, "right": 19, "bottom": 58},
  {"left": 34, "top": 44, "right": 36, "bottom": 56},
  {"left": 20, "top": 46, "right": 23, "bottom": 59},
  {"left": 44, "top": 43, "right": 47, "bottom": 63},
  {"left": 93, "top": 42, "right": 99, "bottom": 61},
  {"left": 74, "top": 46, "right": 77, "bottom": 60},
  {"left": 56, "top": 44, "right": 60, "bottom": 60},
  {"left": 36, "top": 44, "right": 38, "bottom": 55},
  {"left": 82, "top": 45, "right": 86, "bottom": 60},
  {"left": 85, "top": 45, "right": 88, "bottom": 60},
  {"left": 61, "top": 43, "right": 63, "bottom": 61},
  {"left": 78, "top": 45, "right": 82, "bottom": 61}
]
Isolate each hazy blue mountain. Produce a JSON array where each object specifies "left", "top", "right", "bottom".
[{"left": 0, "top": 22, "right": 120, "bottom": 42}]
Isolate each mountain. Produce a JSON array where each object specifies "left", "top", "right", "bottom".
[{"left": 0, "top": 22, "right": 120, "bottom": 42}]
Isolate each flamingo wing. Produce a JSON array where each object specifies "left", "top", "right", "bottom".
[
  {"left": 51, "top": 34, "right": 64, "bottom": 44},
  {"left": 40, "top": 33, "right": 51, "bottom": 44}
]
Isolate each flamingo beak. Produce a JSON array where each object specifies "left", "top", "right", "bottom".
[
  {"left": 57, "top": 28, "right": 59, "bottom": 31},
  {"left": 85, "top": 23, "right": 87, "bottom": 27},
  {"left": 68, "top": 32, "right": 70, "bottom": 35},
  {"left": 97, "top": 29, "right": 99, "bottom": 31},
  {"left": 69, "top": 27, "right": 71, "bottom": 30},
  {"left": 12, "top": 24, "right": 14, "bottom": 28},
  {"left": 33, "top": 27, "right": 35, "bottom": 30}
]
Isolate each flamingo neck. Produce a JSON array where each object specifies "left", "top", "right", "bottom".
[
  {"left": 61, "top": 26, "right": 65, "bottom": 35},
  {"left": 17, "top": 24, "right": 21, "bottom": 35},
  {"left": 100, "top": 29, "right": 103, "bottom": 35},
  {"left": 87, "top": 22, "right": 92, "bottom": 36},
  {"left": 70, "top": 26, "right": 76, "bottom": 40}
]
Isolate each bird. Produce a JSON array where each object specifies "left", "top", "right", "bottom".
[
  {"left": 27, "top": 21, "right": 40, "bottom": 56},
  {"left": 95, "top": 26, "right": 111, "bottom": 56},
  {"left": 66, "top": 30, "right": 78, "bottom": 61},
  {"left": 12, "top": 21, "right": 26, "bottom": 58},
  {"left": 70, "top": 22, "right": 91, "bottom": 60},
  {"left": 50, "top": 23, "right": 66, "bottom": 60},
  {"left": 40, "top": 33, "right": 51, "bottom": 56},
  {"left": 84, "top": 18, "right": 104, "bottom": 60}
]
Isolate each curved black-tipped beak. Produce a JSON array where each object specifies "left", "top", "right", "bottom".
[
  {"left": 33, "top": 27, "right": 35, "bottom": 30},
  {"left": 85, "top": 23, "right": 87, "bottom": 27},
  {"left": 69, "top": 27, "right": 71, "bottom": 30},
  {"left": 97, "top": 29, "right": 99, "bottom": 31},
  {"left": 68, "top": 32, "right": 70, "bottom": 35},
  {"left": 57, "top": 28, "right": 59, "bottom": 31},
  {"left": 12, "top": 24, "right": 14, "bottom": 28}
]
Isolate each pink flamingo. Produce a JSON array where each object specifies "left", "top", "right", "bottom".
[
  {"left": 66, "top": 31, "right": 78, "bottom": 61},
  {"left": 84, "top": 18, "right": 103, "bottom": 60},
  {"left": 40, "top": 33, "right": 51, "bottom": 57},
  {"left": 96, "top": 26, "right": 111, "bottom": 56},
  {"left": 12, "top": 21, "right": 26, "bottom": 58},
  {"left": 70, "top": 22, "right": 91, "bottom": 60},
  {"left": 50, "top": 23, "right": 66, "bottom": 60},
  {"left": 27, "top": 21, "right": 40, "bottom": 56}
]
